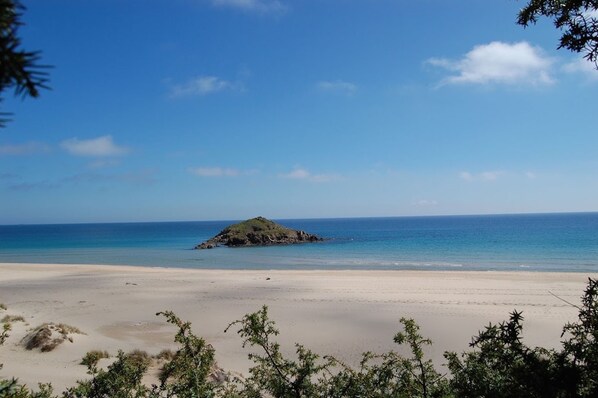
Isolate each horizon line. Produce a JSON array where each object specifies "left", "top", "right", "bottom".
[{"left": 2, "top": 210, "right": 598, "bottom": 227}]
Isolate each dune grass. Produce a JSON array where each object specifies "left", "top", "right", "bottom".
[
  {"left": 23, "top": 322, "right": 85, "bottom": 352},
  {"left": 1, "top": 315, "right": 25, "bottom": 323}
]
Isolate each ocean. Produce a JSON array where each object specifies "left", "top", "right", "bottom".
[{"left": 1, "top": 213, "right": 597, "bottom": 272}]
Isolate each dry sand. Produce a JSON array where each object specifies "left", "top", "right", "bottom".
[{"left": 0, "top": 262, "right": 596, "bottom": 391}]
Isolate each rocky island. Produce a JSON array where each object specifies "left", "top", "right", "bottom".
[{"left": 195, "top": 217, "right": 323, "bottom": 249}]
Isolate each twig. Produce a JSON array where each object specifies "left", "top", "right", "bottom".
[{"left": 548, "top": 291, "right": 581, "bottom": 310}]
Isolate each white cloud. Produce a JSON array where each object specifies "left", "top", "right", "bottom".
[
  {"left": 280, "top": 167, "right": 339, "bottom": 183},
  {"left": 189, "top": 167, "right": 242, "bottom": 177},
  {"left": 169, "top": 76, "right": 241, "bottom": 98},
  {"left": 460, "top": 170, "right": 504, "bottom": 182},
  {"left": 61, "top": 135, "right": 128, "bottom": 157},
  {"left": 525, "top": 171, "right": 537, "bottom": 179},
  {"left": 316, "top": 80, "right": 357, "bottom": 95},
  {"left": 283, "top": 168, "right": 310, "bottom": 179},
  {"left": 0, "top": 142, "right": 50, "bottom": 156},
  {"left": 211, "top": 0, "right": 287, "bottom": 14},
  {"left": 563, "top": 57, "right": 598, "bottom": 80},
  {"left": 428, "top": 41, "right": 554, "bottom": 86}
]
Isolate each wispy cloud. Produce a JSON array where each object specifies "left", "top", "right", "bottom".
[
  {"left": 413, "top": 199, "right": 438, "bottom": 207},
  {"left": 63, "top": 170, "right": 157, "bottom": 186},
  {"left": 525, "top": 171, "right": 537, "bottom": 179},
  {"left": 7, "top": 169, "right": 157, "bottom": 191},
  {"left": 89, "top": 159, "right": 122, "bottom": 169},
  {"left": 0, "top": 142, "right": 50, "bottom": 156},
  {"left": 427, "top": 41, "right": 554, "bottom": 86},
  {"left": 0, "top": 172, "right": 18, "bottom": 180},
  {"left": 189, "top": 167, "right": 257, "bottom": 177},
  {"left": 61, "top": 135, "right": 128, "bottom": 157},
  {"left": 563, "top": 57, "right": 598, "bottom": 80},
  {"left": 211, "top": 0, "right": 287, "bottom": 14},
  {"left": 460, "top": 170, "right": 505, "bottom": 182},
  {"left": 169, "top": 75, "right": 242, "bottom": 98},
  {"left": 7, "top": 180, "right": 57, "bottom": 191},
  {"left": 280, "top": 167, "right": 339, "bottom": 183},
  {"left": 316, "top": 80, "right": 357, "bottom": 96}
]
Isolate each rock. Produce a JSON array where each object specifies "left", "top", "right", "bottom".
[
  {"left": 195, "top": 216, "right": 324, "bottom": 249},
  {"left": 197, "top": 242, "right": 217, "bottom": 249}
]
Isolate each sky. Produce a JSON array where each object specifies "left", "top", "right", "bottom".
[{"left": 1, "top": 0, "right": 598, "bottom": 224}]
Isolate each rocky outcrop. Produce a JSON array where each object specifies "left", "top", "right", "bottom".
[{"left": 195, "top": 217, "right": 323, "bottom": 249}]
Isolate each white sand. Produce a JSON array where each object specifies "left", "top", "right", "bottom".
[{"left": 0, "top": 263, "right": 596, "bottom": 391}]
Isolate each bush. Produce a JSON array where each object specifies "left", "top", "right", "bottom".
[
  {"left": 125, "top": 349, "right": 151, "bottom": 369},
  {"left": 80, "top": 351, "right": 110, "bottom": 368}
]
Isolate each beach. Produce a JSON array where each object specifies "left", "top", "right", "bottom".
[{"left": 0, "top": 263, "right": 596, "bottom": 391}]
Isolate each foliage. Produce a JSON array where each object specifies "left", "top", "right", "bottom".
[
  {"left": 558, "top": 277, "right": 598, "bottom": 396},
  {"left": 0, "top": 382, "right": 53, "bottom": 398},
  {"left": 445, "top": 311, "right": 558, "bottom": 397},
  {"left": 518, "top": 0, "right": 598, "bottom": 67},
  {"left": 0, "top": 278, "right": 596, "bottom": 398},
  {"left": 225, "top": 305, "right": 334, "bottom": 397},
  {"left": 62, "top": 350, "right": 150, "bottom": 398},
  {"left": 152, "top": 310, "right": 222, "bottom": 398},
  {"left": 446, "top": 277, "right": 598, "bottom": 398},
  {"left": 322, "top": 318, "right": 450, "bottom": 398},
  {"left": 223, "top": 306, "right": 449, "bottom": 397},
  {"left": 80, "top": 351, "right": 110, "bottom": 368},
  {"left": 0, "top": 0, "right": 49, "bottom": 126}
]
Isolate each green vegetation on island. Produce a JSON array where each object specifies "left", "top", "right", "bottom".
[{"left": 195, "top": 217, "right": 323, "bottom": 249}]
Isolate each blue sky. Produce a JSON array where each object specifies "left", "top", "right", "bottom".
[{"left": 1, "top": 0, "right": 597, "bottom": 224}]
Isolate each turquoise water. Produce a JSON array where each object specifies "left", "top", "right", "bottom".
[{"left": 1, "top": 213, "right": 598, "bottom": 272}]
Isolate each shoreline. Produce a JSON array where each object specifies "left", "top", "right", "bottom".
[
  {"left": 0, "top": 260, "right": 594, "bottom": 273},
  {"left": 1, "top": 263, "right": 597, "bottom": 391}
]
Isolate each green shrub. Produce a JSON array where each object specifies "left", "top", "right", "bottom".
[
  {"left": 63, "top": 350, "right": 149, "bottom": 398},
  {"left": 446, "top": 277, "right": 598, "bottom": 398},
  {"left": 153, "top": 310, "right": 222, "bottom": 398},
  {"left": 125, "top": 349, "right": 152, "bottom": 368},
  {"left": 80, "top": 350, "right": 110, "bottom": 367}
]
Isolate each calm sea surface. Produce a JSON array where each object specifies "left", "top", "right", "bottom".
[{"left": 1, "top": 213, "right": 598, "bottom": 272}]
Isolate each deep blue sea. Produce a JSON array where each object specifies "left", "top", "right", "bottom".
[{"left": 1, "top": 213, "right": 598, "bottom": 272}]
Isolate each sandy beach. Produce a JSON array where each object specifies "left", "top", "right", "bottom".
[{"left": 0, "top": 263, "right": 596, "bottom": 391}]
